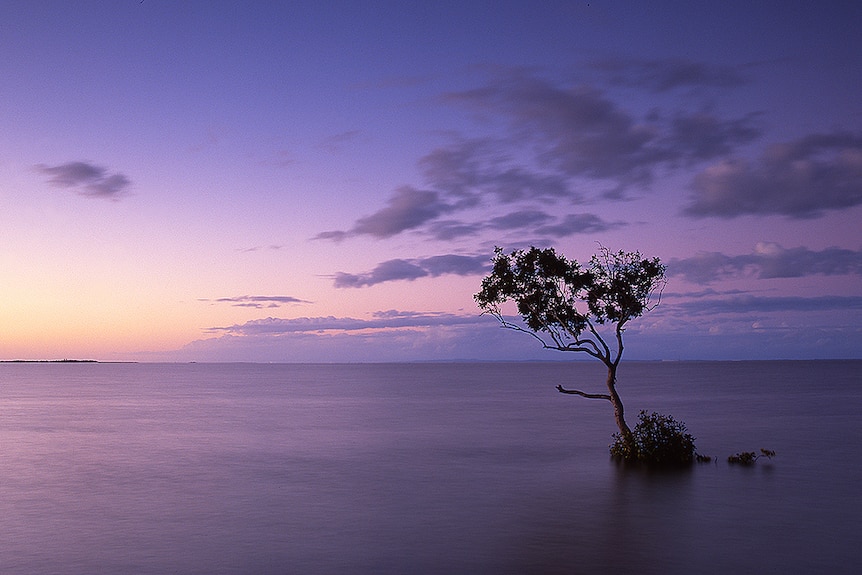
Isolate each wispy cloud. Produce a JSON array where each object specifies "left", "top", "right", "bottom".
[
  {"left": 168, "top": 310, "right": 531, "bottom": 363},
  {"left": 238, "top": 244, "right": 284, "bottom": 253},
  {"left": 684, "top": 132, "right": 862, "bottom": 218},
  {"left": 259, "top": 150, "right": 296, "bottom": 168},
  {"left": 36, "top": 161, "right": 131, "bottom": 199},
  {"left": 590, "top": 57, "right": 749, "bottom": 92},
  {"left": 208, "top": 310, "right": 484, "bottom": 335},
  {"left": 667, "top": 294, "right": 862, "bottom": 316},
  {"left": 200, "top": 295, "right": 310, "bottom": 308},
  {"left": 333, "top": 254, "right": 489, "bottom": 288},
  {"left": 317, "top": 130, "right": 363, "bottom": 154},
  {"left": 670, "top": 244, "right": 862, "bottom": 284}
]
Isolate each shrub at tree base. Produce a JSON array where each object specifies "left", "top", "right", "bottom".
[{"left": 610, "top": 410, "right": 696, "bottom": 467}]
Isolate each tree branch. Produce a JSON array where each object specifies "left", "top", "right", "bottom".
[
  {"left": 556, "top": 385, "right": 611, "bottom": 400},
  {"left": 613, "top": 319, "right": 626, "bottom": 367},
  {"left": 585, "top": 318, "right": 611, "bottom": 361},
  {"left": 493, "top": 314, "right": 552, "bottom": 348},
  {"left": 492, "top": 312, "right": 604, "bottom": 360},
  {"left": 567, "top": 337, "right": 602, "bottom": 356}
]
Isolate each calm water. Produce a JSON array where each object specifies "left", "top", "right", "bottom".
[{"left": 0, "top": 361, "right": 859, "bottom": 574}]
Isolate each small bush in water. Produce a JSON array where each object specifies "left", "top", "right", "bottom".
[
  {"left": 728, "top": 448, "right": 776, "bottom": 465},
  {"left": 610, "top": 410, "right": 696, "bottom": 467}
]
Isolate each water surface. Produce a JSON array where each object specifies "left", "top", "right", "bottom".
[{"left": 1, "top": 361, "right": 859, "bottom": 574}]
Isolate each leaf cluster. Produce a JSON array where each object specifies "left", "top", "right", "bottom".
[
  {"left": 586, "top": 248, "right": 666, "bottom": 325},
  {"left": 475, "top": 246, "right": 590, "bottom": 337},
  {"left": 474, "top": 246, "right": 666, "bottom": 343}
]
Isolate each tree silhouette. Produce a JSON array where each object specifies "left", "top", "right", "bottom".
[{"left": 475, "top": 245, "right": 666, "bottom": 451}]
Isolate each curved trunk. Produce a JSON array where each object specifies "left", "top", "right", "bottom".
[{"left": 606, "top": 364, "right": 632, "bottom": 444}]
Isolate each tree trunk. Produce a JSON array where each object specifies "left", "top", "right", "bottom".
[{"left": 606, "top": 364, "right": 632, "bottom": 446}]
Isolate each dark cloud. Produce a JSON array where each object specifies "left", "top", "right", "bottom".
[
  {"left": 418, "top": 140, "right": 575, "bottom": 204},
  {"left": 684, "top": 132, "right": 862, "bottom": 218},
  {"left": 353, "top": 187, "right": 449, "bottom": 237},
  {"left": 427, "top": 219, "right": 484, "bottom": 240},
  {"left": 535, "top": 213, "right": 623, "bottom": 237},
  {"left": 442, "top": 71, "right": 760, "bottom": 195},
  {"left": 315, "top": 186, "right": 451, "bottom": 240},
  {"left": 415, "top": 254, "right": 490, "bottom": 276},
  {"left": 314, "top": 229, "right": 349, "bottom": 242},
  {"left": 591, "top": 58, "right": 749, "bottom": 92},
  {"left": 333, "top": 259, "right": 428, "bottom": 288},
  {"left": 445, "top": 74, "right": 666, "bottom": 187},
  {"left": 200, "top": 295, "right": 310, "bottom": 308},
  {"left": 670, "top": 243, "right": 862, "bottom": 284},
  {"left": 487, "top": 209, "right": 553, "bottom": 229},
  {"left": 324, "top": 201, "right": 621, "bottom": 244},
  {"left": 427, "top": 209, "right": 621, "bottom": 242},
  {"left": 36, "top": 161, "right": 131, "bottom": 199},
  {"left": 333, "top": 254, "right": 489, "bottom": 288},
  {"left": 667, "top": 112, "right": 761, "bottom": 162}
]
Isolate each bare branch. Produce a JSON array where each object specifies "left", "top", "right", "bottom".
[
  {"left": 566, "top": 337, "right": 602, "bottom": 356},
  {"left": 556, "top": 385, "right": 611, "bottom": 401},
  {"left": 612, "top": 319, "right": 626, "bottom": 367},
  {"left": 493, "top": 312, "right": 604, "bottom": 359},
  {"left": 555, "top": 343, "right": 603, "bottom": 360},
  {"left": 493, "top": 314, "right": 553, "bottom": 348},
  {"left": 585, "top": 318, "right": 611, "bottom": 361}
]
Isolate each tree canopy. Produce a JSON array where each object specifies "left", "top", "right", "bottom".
[{"left": 474, "top": 245, "right": 666, "bottom": 366}]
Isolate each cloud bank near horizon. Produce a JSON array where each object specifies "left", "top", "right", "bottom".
[
  {"left": 670, "top": 243, "right": 862, "bottom": 284},
  {"left": 160, "top": 289, "right": 862, "bottom": 362}
]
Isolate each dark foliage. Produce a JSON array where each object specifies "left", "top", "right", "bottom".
[
  {"left": 610, "top": 410, "right": 696, "bottom": 467},
  {"left": 728, "top": 448, "right": 776, "bottom": 465},
  {"left": 474, "top": 246, "right": 666, "bottom": 347}
]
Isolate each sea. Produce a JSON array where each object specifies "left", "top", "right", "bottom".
[{"left": 0, "top": 360, "right": 859, "bottom": 574}]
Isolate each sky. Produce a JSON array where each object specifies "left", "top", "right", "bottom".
[{"left": 1, "top": 0, "right": 860, "bottom": 362}]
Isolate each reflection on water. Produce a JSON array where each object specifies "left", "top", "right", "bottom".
[{"left": 0, "top": 362, "right": 860, "bottom": 574}]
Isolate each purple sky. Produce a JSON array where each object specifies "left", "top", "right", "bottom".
[{"left": 1, "top": 1, "right": 860, "bottom": 361}]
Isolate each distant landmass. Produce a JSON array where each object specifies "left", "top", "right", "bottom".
[
  {"left": 0, "top": 359, "right": 134, "bottom": 363},
  {"left": 1, "top": 359, "right": 98, "bottom": 363}
]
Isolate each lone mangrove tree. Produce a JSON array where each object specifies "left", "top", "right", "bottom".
[{"left": 475, "top": 245, "right": 672, "bottom": 461}]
